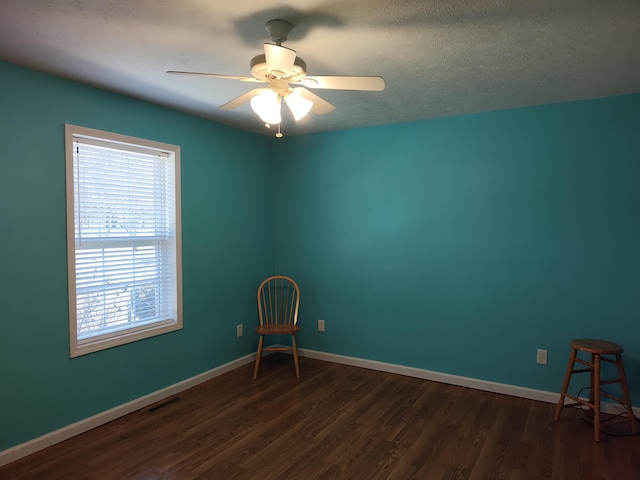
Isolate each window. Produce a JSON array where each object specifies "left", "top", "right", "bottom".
[{"left": 65, "top": 125, "right": 182, "bottom": 357}]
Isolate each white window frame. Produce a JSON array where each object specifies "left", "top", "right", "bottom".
[{"left": 65, "top": 124, "right": 182, "bottom": 357}]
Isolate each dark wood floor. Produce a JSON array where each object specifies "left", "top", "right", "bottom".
[{"left": 2, "top": 354, "right": 639, "bottom": 479}]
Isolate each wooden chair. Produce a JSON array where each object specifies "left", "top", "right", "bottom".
[
  {"left": 555, "top": 338, "right": 637, "bottom": 442},
  {"left": 253, "top": 275, "right": 301, "bottom": 379}
]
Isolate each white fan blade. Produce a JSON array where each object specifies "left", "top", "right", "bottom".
[
  {"left": 297, "top": 75, "right": 385, "bottom": 91},
  {"left": 167, "top": 71, "right": 264, "bottom": 83},
  {"left": 264, "top": 44, "right": 296, "bottom": 77},
  {"left": 297, "top": 88, "right": 336, "bottom": 115},
  {"left": 219, "top": 89, "right": 263, "bottom": 110}
]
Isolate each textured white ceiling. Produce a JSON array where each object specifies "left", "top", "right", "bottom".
[{"left": 1, "top": 0, "right": 639, "bottom": 137}]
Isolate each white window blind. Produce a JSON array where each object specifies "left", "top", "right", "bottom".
[{"left": 66, "top": 125, "right": 182, "bottom": 357}]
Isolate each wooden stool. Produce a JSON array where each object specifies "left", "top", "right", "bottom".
[{"left": 555, "top": 339, "right": 637, "bottom": 442}]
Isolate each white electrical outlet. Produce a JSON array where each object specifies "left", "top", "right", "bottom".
[
  {"left": 318, "top": 319, "right": 325, "bottom": 332},
  {"left": 537, "top": 349, "right": 548, "bottom": 365},
  {"left": 237, "top": 324, "right": 243, "bottom": 338}
]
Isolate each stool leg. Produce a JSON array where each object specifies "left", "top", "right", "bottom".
[
  {"left": 589, "top": 353, "right": 595, "bottom": 406},
  {"left": 555, "top": 348, "right": 577, "bottom": 421},
  {"left": 615, "top": 353, "right": 638, "bottom": 435},
  {"left": 593, "top": 353, "right": 601, "bottom": 442}
]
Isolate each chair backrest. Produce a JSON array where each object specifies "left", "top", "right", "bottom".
[{"left": 257, "top": 276, "right": 300, "bottom": 327}]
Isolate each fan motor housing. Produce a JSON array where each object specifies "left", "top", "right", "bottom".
[{"left": 250, "top": 54, "right": 307, "bottom": 82}]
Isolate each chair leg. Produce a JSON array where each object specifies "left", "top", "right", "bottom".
[
  {"left": 253, "top": 335, "right": 264, "bottom": 380},
  {"left": 292, "top": 334, "right": 300, "bottom": 379},
  {"left": 555, "top": 348, "right": 577, "bottom": 421},
  {"left": 593, "top": 353, "right": 601, "bottom": 442},
  {"left": 615, "top": 353, "right": 638, "bottom": 435}
]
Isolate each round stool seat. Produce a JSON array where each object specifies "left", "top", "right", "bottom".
[{"left": 570, "top": 338, "right": 623, "bottom": 355}]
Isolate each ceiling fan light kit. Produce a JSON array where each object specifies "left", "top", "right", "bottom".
[
  {"left": 168, "top": 19, "right": 385, "bottom": 137},
  {"left": 249, "top": 86, "right": 313, "bottom": 125}
]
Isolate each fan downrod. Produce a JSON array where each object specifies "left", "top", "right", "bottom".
[{"left": 265, "top": 19, "right": 292, "bottom": 45}]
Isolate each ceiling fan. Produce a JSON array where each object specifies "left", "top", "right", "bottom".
[{"left": 167, "top": 19, "right": 385, "bottom": 137}]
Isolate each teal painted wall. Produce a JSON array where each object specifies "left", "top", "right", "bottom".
[
  {"left": 2, "top": 58, "right": 639, "bottom": 453},
  {"left": 0, "top": 61, "right": 275, "bottom": 450},
  {"left": 274, "top": 94, "right": 640, "bottom": 402}
]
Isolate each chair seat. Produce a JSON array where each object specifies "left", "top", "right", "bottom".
[{"left": 256, "top": 324, "right": 300, "bottom": 335}]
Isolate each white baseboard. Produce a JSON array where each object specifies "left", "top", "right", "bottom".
[
  {"left": 297, "top": 347, "right": 640, "bottom": 417},
  {"left": 0, "top": 353, "right": 256, "bottom": 468},
  {"left": 3, "top": 348, "right": 638, "bottom": 468}
]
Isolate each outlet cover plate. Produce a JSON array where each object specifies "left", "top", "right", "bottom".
[{"left": 537, "top": 349, "right": 547, "bottom": 365}]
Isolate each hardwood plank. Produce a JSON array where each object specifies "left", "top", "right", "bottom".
[{"left": 2, "top": 353, "right": 639, "bottom": 479}]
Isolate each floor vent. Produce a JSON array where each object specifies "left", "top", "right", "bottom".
[{"left": 146, "top": 396, "right": 181, "bottom": 413}]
